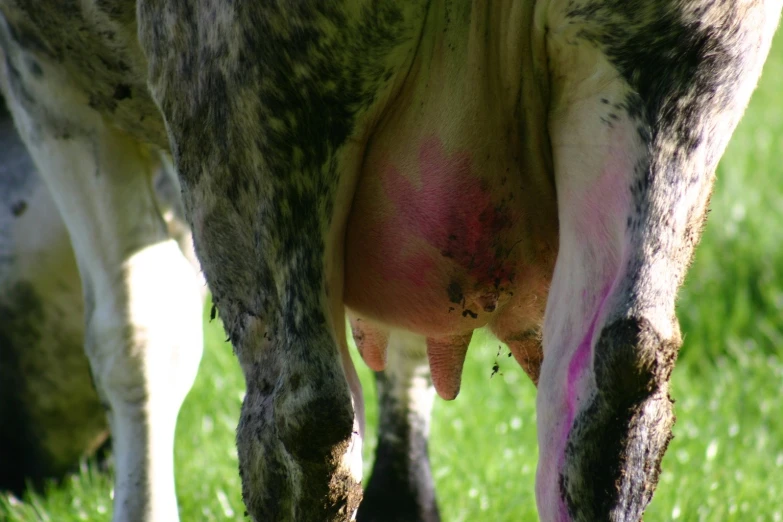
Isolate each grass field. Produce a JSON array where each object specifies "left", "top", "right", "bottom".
[{"left": 3, "top": 29, "right": 783, "bottom": 522}]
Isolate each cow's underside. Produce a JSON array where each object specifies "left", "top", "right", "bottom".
[{"left": 0, "top": 1, "right": 780, "bottom": 522}]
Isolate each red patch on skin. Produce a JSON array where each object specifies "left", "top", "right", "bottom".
[{"left": 379, "top": 137, "right": 514, "bottom": 290}]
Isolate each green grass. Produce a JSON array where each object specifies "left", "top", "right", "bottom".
[{"left": 4, "top": 29, "right": 783, "bottom": 522}]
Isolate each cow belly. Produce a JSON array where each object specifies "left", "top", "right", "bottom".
[{"left": 343, "top": 14, "right": 558, "bottom": 340}]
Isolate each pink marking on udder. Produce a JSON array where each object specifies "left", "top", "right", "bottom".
[
  {"left": 379, "top": 137, "right": 514, "bottom": 287},
  {"left": 404, "top": 255, "right": 436, "bottom": 287}
]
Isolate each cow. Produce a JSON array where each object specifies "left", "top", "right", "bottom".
[{"left": 0, "top": 1, "right": 779, "bottom": 521}]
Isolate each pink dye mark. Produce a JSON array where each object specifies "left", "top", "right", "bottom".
[
  {"left": 554, "top": 130, "right": 633, "bottom": 504},
  {"left": 539, "top": 115, "right": 633, "bottom": 520},
  {"left": 379, "top": 137, "right": 514, "bottom": 286},
  {"left": 549, "top": 283, "right": 614, "bottom": 520},
  {"left": 577, "top": 133, "right": 634, "bottom": 242}
]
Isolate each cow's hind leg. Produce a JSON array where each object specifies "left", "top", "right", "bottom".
[
  {"left": 536, "top": 2, "right": 780, "bottom": 521},
  {"left": 141, "top": 24, "right": 368, "bottom": 515},
  {"left": 0, "top": 101, "right": 107, "bottom": 493},
  {"left": 0, "top": 61, "right": 203, "bottom": 521},
  {"left": 357, "top": 330, "right": 439, "bottom": 522},
  {"left": 136, "top": 1, "right": 436, "bottom": 519}
]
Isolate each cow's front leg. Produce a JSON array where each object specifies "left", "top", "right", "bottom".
[
  {"left": 537, "top": 2, "right": 780, "bottom": 521},
  {"left": 353, "top": 326, "right": 440, "bottom": 522}
]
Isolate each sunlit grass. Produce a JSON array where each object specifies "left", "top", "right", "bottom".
[{"left": 3, "top": 27, "right": 783, "bottom": 522}]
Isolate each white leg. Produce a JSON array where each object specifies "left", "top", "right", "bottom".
[{"left": 1, "top": 57, "right": 203, "bottom": 522}]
